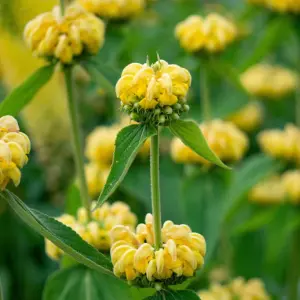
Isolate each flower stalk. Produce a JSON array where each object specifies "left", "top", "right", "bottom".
[
  {"left": 64, "top": 66, "right": 91, "bottom": 220},
  {"left": 200, "top": 66, "right": 211, "bottom": 121},
  {"left": 60, "top": 0, "right": 65, "bottom": 15},
  {"left": 150, "top": 131, "right": 162, "bottom": 250}
]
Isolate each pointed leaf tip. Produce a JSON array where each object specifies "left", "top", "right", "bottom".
[
  {"left": 95, "top": 123, "right": 157, "bottom": 209},
  {"left": 169, "top": 119, "right": 231, "bottom": 170}
]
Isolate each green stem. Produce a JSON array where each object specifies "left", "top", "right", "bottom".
[
  {"left": 150, "top": 132, "right": 162, "bottom": 250},
  {"left": 200, "top": 66, "right": 211, "bottom": 121},
  {"left": 296, "top": 77, "right": 300, "bottom": 127},
  {"left": 60, "top": 0, "right": 65, "bottom": 15},
  {"left": 288, "top": 211, "right": 300, "bottom": 300},
  {"left": 64, "top": 67, "right": 91, "bottom": 220}
]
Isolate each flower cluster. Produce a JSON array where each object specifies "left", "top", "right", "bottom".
[
  {"left": 24, "top": 5, "right": 105, "bottom": 64},
  {"left": 175, "top": 13, "right": 237, "bottom": 53},
  {"left": 171, "top": 119, "right": 248, "bottom": 165},
  {"left": 45, "top": 201, "right": 137, "bottom": 260},
  {"left": 78, "top": 0, "right": 145, "bottom": 19},
  {"left": 116, "top": 59, "right": 192, "bottom": 125},
  {"left": 249, "top": 170, "right": 300, "bottom": 205},
  {"left": 241, "top": 64, "right": 297, "bottom": 99},
  {"left": 227, "top": 102, "right": 263, "bottom": 132},
  {"left": 247, "top": 0, "right": 300, "bottom": 14},
  {"left": 84, "top": 120, "right": 149, "bottom": 196},
  {"left": 258, "top": 124, "right": 300, "bottom": 165},
  {"left": 249, "top": 175, "right": 286, "bottom": 205},
  {"left": 0, "top": 116, "right": 31, "bottom": 190},
  {"left": 110, "top": 214, "right": 206, "bottom": 286},
  {"left": 199, "top": 277, "right": 270, "bottom": 300}
]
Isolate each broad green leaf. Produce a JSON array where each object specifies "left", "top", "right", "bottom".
[
  {"left": 1, "top": 190, "right": 113, "bottom": 276},
  {"left": 96, "top": 124, "right": 157, "bottom": 208},
  {"left": 233, "top": 206, "right": 280, "bottom": 235},
  {"left": 43, "top": 266, "right": 136, "bottom": 300},
  {"left": 0, "top": 64, "right": 56, "bottom": 116},
  {"left": 145, "top": 290, "right": 199, "bottom": 300},
  {"left": 169, "top": 120, "right": 229, "bottom": 169}
]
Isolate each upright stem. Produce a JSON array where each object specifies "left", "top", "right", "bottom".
[
  {"left": 150, "top": 132, "right": 162, "bottom": 250},
  {"left": 296, "top": 76, "right": 300, "bottom": 127},
  {"left": 200, "top": 66, "right": 211, "bottom": 121},
  {"left": 64, "top": 67, "right": 91, "bottom": 220},
  {"left": 60, "top": 0, "right": 65, "bottom": 15}
]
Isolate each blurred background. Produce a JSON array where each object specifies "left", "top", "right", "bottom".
[{"left": 0, "top": 0, "right": 300, "bottom": 299}]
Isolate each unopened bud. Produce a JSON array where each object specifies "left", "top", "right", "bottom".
[
  {"left": 158, "top": 115, "right": 166, "bottom": 124},
  {"left": 164, "top": 106, "right": 173, "bottom": 114},
  {"left": 183, "top": 104, "right": 190, "bottom": 112}
]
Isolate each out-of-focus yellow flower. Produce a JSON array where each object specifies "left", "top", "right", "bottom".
[
  {"left": 209, "top": 266, "right": 230, "bottom": 283},
  {"left": 116, "top": 59, "right": 191, "bottom": 124},
  {"left": 84, "top": 163, "right": 110, "bottom": 197},
  {"left": 282, "top": 170, "right": 300, "bottom": 205},
  {"left": 85, "top": 121, "right": 150, "bottom": 168},
  {"left": 227, "top": 103, "right": 263, "bottom": 132},
  {"left": 175, "top": 13, "right": 237, "bottom": 53},
  {"left": 0, "top": 116, "right": 31, "bottom": 190},
  {"left": 171, "top": 119, "right": 248, "bottom": 165},
  {"left": 247, "top": 0, "right": 300, "bottom": 14},
  {"left": 241, "top": 64, "right": 297, "bottom": 99},
  {"left": 45, "top": 201, "right": 137, "bottom": 260},
  {"left": 79, "top": 0, "right": 145, "bottom": 19},
  {"left": 199, "top": 277, "right": 270, "bottom": 300},
  {"left": 110, "top": 213, "right": 206, "bottom": 284},
  {"left": 258, "top": 124, "right": 300, "bottom": 164},
  {"left": 249, "top": 175, "right": 285, "bottom": 204},
  {"left": 24, "top": 5, "right": 105, "bottom": 64}
]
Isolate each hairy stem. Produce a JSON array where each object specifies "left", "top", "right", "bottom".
[
  {"left": 64, "top": 67, "right": 91, "bottom": 220},
  {"left": 150, "top": 132, "right": 162, "bottom": 250}
]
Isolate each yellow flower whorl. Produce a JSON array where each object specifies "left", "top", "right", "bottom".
[
  {"left": 0, "top": 116, "right": 31, "bottom": 190},
  {"left": 110, "top": 214, "right": 206, "bottom": 285},
  {"left": 241, "top": 64, "right": 297, "bottom": 99},
  {"left": 24, "top": 5, "right": 105, "bottom": 64},
  {"left": 78, "top": 0, "right": 145, "bottom": 19},
  {"left": 116, "top": 59, "right": 192, "bottom": 125},
  {"left": 199, "top": 277, "right": 270, "bottom": 300},
  {"left": 171, "top": 119, "right": 248, "bottom": 165},
  {"left": 258, "top": 124, "right": 300, "bottom": 164},
  {"left": 249, "top": 175, "right": 285, "bottom": 205},
  {"left": 248, "top": 0, "right": 300, "bottom": 14},
  {"left": 45, "top": 201, "right": 137, "bottom": 260},
  {"left": 227, "top": 102, "right": 263, "bottom": 132},
  {"left": 282, "top": 170, "right": 300, "bottom": 204},
  {"left": 175, "top": 13, "right": 237, "bottom": 53}
]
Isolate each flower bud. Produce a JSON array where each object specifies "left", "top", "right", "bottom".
[{"left": 24, "top": 5, "right": 105, "bottom": 64}]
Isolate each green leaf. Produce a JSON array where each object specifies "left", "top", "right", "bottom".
[
  {"left": 240, "top": 17, "right": 292, "bottom": 71},
  {"left": 96, "top": 124, "right": 157, "bottom": 208},
  {"left": 145, "top": 290, "right": 199, "bottom": 300},
  {"left": 81, "top": 57, "right": 120, "bottom": 96},
  {"left": 43, "top": 266, "right": 136, "bottom": 300},
  {"left": 169, "top": 119, "right": 229, "bottom": 169},
  {"left": 0, "top": 64, "right": 56, "bottom": 116},
  {"left": 65, "top": 184, "right": 81, "bottom": 217},
  {"left": 1, "top": 190, "right": 113, "bottom": 276}
]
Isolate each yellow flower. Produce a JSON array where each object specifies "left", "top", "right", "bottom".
[
  {"left": 110, "top": 214, "right": 206, "bottom": 285},
  {"left": 45, "top": 201, "right": 137, "bottom": 260},
  {"left": 0, "top": 116, "right": 31, "bottom": 190},
  {"left": 258, "top": 124, "right": 300, "bottom": 164},
  {"left": 24, "top": 5, "right": 105, "bottom": 64},
  {"left": 249, "top": 175, "right": 285, "bottom": 204},
  {"left": 84, "top": 163, "right": 110, "bottom": 197},
  {"left": 248, "top": 0, "right": 300, "bottom": 13},
  {"left": 171, "top": 119, "right": 248, "bottom": 165},
  {"left": 241, "top": 64, "right": 297, "bottom": 99},
  {"left": 227, "top": 102, "right": 263, "bottom": 132},
  {"left": 78, "top": 0, "right": 145, "bottom": 19},
  {"left": 282, "top": 170, "right": 300, "bottom": 205},
  {"left": 199, "top": 277, "right": 270, "bottom": 300},
  {"left": 175, "top": 13, "right": 237, "bottom": 53},
  {"left": 116, "top": 59, "right": 191, "bottom": 124}
]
